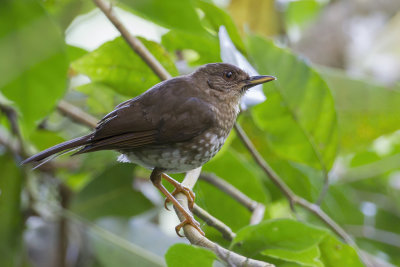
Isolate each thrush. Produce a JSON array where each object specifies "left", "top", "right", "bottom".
[{"left": 22, "top": 63, "right": 276, "bottom": 236}]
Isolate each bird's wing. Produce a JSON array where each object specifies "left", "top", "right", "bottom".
[{"left": 78, "top": 80, "right": 216, "bottom": 153}]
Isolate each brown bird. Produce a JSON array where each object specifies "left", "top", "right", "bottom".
[{"left": 22, "top": 63, "right": 275, "bottom": 236}]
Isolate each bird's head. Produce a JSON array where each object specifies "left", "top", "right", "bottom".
[{"left": 192, "top": 63, "right": 275, "bottom": 104}]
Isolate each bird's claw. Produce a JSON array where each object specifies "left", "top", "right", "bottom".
[
  {"left": 164, "top": 184, "right": 196, "bottom": 210},
  {"left": 175, "top": 215, "right": 204, "bottom": 237}
]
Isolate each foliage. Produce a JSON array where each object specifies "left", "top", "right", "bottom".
[{"left": 0, "top": 0, "right": 399, "bottom": 266}]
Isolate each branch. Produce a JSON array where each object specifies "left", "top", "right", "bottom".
[
  {"left": 192, "top": 204, "right": 236, "bottom": 241},
  {"left": 176, "top": 169, "right": 273, "bottom": 267},
  {"left": 57, "top": 100, "right": 97, "bottom": 128},
  {"left": 93, "top": 0, "right": 171, "bottom": 81},
  {"left": 234, "top": 123, "right": 374, "bottom": 267},
  {"left": 200, "top": 173, "right": 265, "bottom": 224}
]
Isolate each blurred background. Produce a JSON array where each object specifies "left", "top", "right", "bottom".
[{"left": 1, "top": 0, "right": 400, "bottom": 266}]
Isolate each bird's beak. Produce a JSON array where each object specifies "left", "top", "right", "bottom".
[{"left": 244, "top": 75, "right": 276, "bottom": 89}]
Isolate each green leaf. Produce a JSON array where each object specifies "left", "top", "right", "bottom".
[
  {"left": 247, "top": 35, "right": 338, "bottom": 171},
  {"left": 262, "top": 245, "right": 323, "bottom": 267},
  {"left": 198, "top": 149, "right": 269, "bottom": 232},
  {"left": 321, "top": 67, "right": 400, "bottom": 152},
  {"left": 162, "top": 30, "right": 220, "bottom": 65},
  {"left": 161, "top": 0, "right": 244, "bottom": 65},
  {"left": 76, "top": 82, "right": 116, "bottom": 115},
  {"left": 29, "top": 129, "right": 66, "bottom": 151},
  {"left": 195, "top": 0, "right": 244, "bottom": 52},
  {"left": 71, "top": 37, "right": 178, "bottom": 97},
  {"left": 165, "top": 244, "right": 216, "bottom": 267},
  {"left": 231, "top": 219, "right": 328, "bottom": 257},
  {"left": 319, "top": 234, "right": 363, "bottom": 267},
  {"left": 285, "top": 0, "right": 322, "bottom": 31},
  {"left": 0, "top": 0, "right": 69, "bottom": 133},
  {"left": 0, "top": 153, "right": 24, "bottom": 266},
  {"left": 121, "top": 0, "right": 205, "bottom": 33},
  {"left": 70, "top": 164, "right": 153, "bottom": 220}
]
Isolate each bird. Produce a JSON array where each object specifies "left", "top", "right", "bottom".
[{"left": 22, "top": 63, "right": 276, "bottom": 236}]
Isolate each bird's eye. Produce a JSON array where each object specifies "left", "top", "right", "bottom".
[{"left": 223, "top": 71, "right": 234, "bottom": 80}]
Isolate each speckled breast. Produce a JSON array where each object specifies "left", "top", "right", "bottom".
[{"left": 118, "top": 129, "right": 228, "bottom": 173}]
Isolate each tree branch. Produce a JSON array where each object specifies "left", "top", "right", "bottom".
[
  {"left": 192, "top": 204, "right": 236, "bottom": 241},
  {"left": 93, "top": 0, "right": 171, "bottom": 81},
  {"left": 176, "top": 169, "right": 273, "bottom": 267},
  {"left": 234, "top": 123, "right": 374, "bottom": 266},
  {"left": 200, "top": 173, "right": 265, "bottom": 224},
  {"left": 57, "top": 100, "right": 98, "bottom": 128}
]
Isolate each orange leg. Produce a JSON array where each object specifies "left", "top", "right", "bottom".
[
  {"left": 150, "top": 169, "right": 204, "bottom": 237},
  {"left": 162, "top": 173, "right": 196, "bottom": 210}
]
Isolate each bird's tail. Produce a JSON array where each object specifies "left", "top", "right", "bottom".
[{"left": 22, "top": 134, "right": 92, "bottom": 165}]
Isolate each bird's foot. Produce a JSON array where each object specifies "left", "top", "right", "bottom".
[
  {"left": 175, "top": 213, "right": 205, "bottom": 237},
  {"left": 162, "top": 174, "right": 195, "bottom": 210}
]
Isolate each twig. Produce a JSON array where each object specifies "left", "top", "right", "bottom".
[
  {"left": 234, "top": 123, "right": 374, "bottom": 266},
  {"left": 192, "top": 204, "right": 236, "bottom": 241},
  {"left": 57, "top": 100, "right": 97, "bottom": 128},
  {"left": 200, "top": 173, "right": 258, "bottom": 211},
  {"left": 234, "top": 123, "right": 296, "bottom": 210},
  {"left": 93, "top": 0, "right": 171, "bottom": 81},
  {"left": 200, "top": 173, "right": 265, "bottom": 224}
]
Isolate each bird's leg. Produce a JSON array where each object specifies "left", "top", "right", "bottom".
[
  {"left": 161, "top": 173, "right": 196, "bottom": 210},
  {"left": 150, "top": 168, "right": 204, "bottom": 237}
]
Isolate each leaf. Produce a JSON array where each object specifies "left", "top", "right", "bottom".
[
  {"left": 165, "top": 244, "right": 216, "bottom": 267},
  {"left": 198, "top": 149, "right": 269, "bottom": 232},
  {"left": 262, "top": 245, "right": 323, "bottom": 267},
  {"left": 0, "top": 0, "right": 69, "bottom": 133},
  {"left": 121, "top": 0, "right": 205, "bottom": 33},
  {"left": 196, "top": 0, "right": 244, "bottom": 51},
  {"left": 28, "top": 129, "right": 66, "bottom": 151},
  {"left": 76, "top": 82, "right": 116, "bottom": 115},
  {"left": 231, "top": 219, "right": 328, "bottom": 257},
  {"left": 71, "top": 37, "right": 178, "bottom": 97},
  {"left": 285, "top": 0, "right": 323, "bottom": 31},
  {"left": 321, "top": 67, "right": 400, "bottom": 152},
  {"left": 247, "top": 35, "right": 338, "bottom": 171},
  {"left": 319, "top": 234, "right": 363, "bottom": 267},
  {"left": 162, "top": 30, "right": 220, "bottom": 65},
  {"left": 0, "top": 153, "right": 24, "bottom": 266},
  {"left": 70, "top": 164, "right": 153, "bottom": 220}
]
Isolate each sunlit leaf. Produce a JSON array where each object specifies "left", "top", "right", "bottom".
[
  {"left": 247, "top": 35, "right": 338, "bottom": 171},
  {"left": 263, "top": 245, "right": 323, "bottom": 267},
  {"left": 231, "top": 219, "right": 328, "bottom": 256},
  {"left": 321, "top": 68, "right": 400, "bottom": 152},
  {"left": 165, "top": 244, "right": 216, "bottom": 267},
  {"left": 162, "top": 30, "right": 220, "bottom": 65},
  {"left": 71, "top": 37, "right": 178, "bottom": 97},
  {"left": 319, "top": 234, "right": 363, "bottom": 267},
  {"left": 121, "top": 0, "right": 205, "bottom": 33}
]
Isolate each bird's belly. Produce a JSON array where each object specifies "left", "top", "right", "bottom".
[{"left": 118, "top": 132, "right": 228, "bottom": 173}]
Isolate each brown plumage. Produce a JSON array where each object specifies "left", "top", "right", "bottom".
[{"left": 22, "top": 63, "right": 275, "bottom": 236}]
